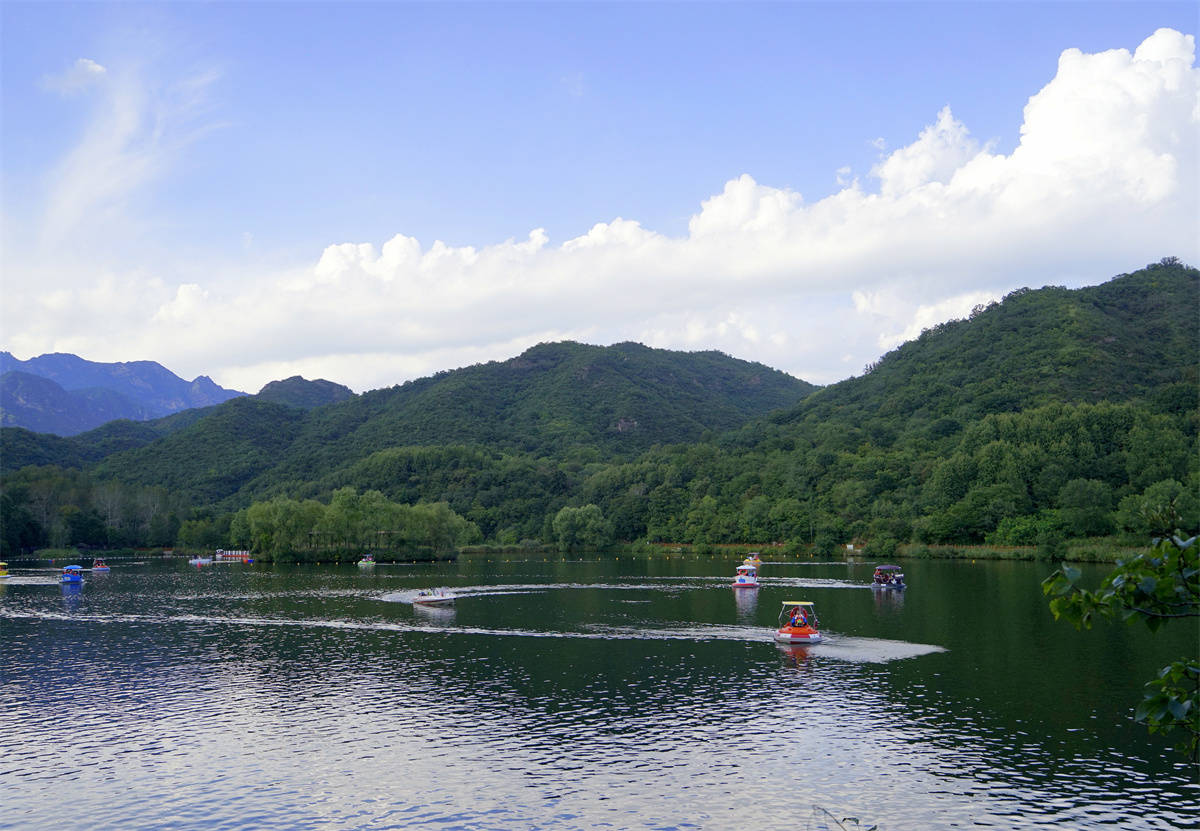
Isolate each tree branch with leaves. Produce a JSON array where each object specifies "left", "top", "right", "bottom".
[{"left": 1043, "top": 523, "right": 1199, "bottom": 758}]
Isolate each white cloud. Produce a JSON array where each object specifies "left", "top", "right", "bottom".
[
  {"left": 5, "top": 30, "right": 1198, "bottom": 394},
  {"left": 872, "top": 105, "right": 983, "bottom": 197},
  {"left": 152, "top": 283, "right": 209, "bottom": 324},
  {"left": 860, "top": 289, "right": 1002, "bottom": 352},
  {"left": 40, "top": 58, "right": 107, "bottom": 95}
]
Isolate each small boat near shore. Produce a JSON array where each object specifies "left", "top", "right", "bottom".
[
  {"left": 0, "top": 562, "right": 8, "bottom": 578},
  {"left": 60, "top": 565, "right": 84, "bottom": 584},
  {"left": 774, "top": 600, "right": 822, "bottom": 643},
  {"left": 871, "top": 564, "right": 906, "bottom": 589},
  {"left": 91, "top": 558, "right": 110, "bottom": 572},
  {"left": 357, "top": 554, "right": 376, "bottom": 567},
  {"left": 742, "top": 552, "right": 762, "bottom": 567},
  {"left": 732, "top": 563, "right": 759, "bottom": 588},
  {"left": 413, "top": 588, "right": 454, "bottom": 606},
  {"left": 214, "top": 549, "right": 253, "bottom": 563}
]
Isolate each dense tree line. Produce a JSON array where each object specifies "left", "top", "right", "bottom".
[
  {"left": 0, "top": 466, "right": 185, "bottom": 552},
  {"left": 227, "top": 487, "right": 480, "bottom": 562},
  {"left": 4, "top": 397, "right": 1193, "bottom": 558}
]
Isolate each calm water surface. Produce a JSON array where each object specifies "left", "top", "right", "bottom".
[{"left": 1, "top": 555, "right": 1196, "bottom": 830}]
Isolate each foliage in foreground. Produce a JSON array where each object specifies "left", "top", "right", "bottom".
[{"left": 1043, "top": 520, "right": 1200, "bottom": 758}]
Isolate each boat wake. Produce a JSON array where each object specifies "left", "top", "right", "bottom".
[
  {"left": 380, "top": 581, "right": 708, "bottom": 603},
  {"left": 380, "top": 577, "right": 869, "bottom": 603},
  {"left": 0, "top": 609, "right": 946, "bottom": 661},
  {"left": 781, "top": 636, "right": 946, "bottom": 663},
  {"left": 766, "top": 577, "right": 873, "bottom": 590}
]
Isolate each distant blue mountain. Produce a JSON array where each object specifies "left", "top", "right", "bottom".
[{"left": 0, "top": 351, "right": 246, "bottom": 436}]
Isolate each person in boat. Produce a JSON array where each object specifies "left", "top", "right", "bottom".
[{"left": 789, "top": 607, "right": 807, "bottom": 627}]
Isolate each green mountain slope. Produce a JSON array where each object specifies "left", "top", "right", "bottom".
[
  {"left": 93, "top": 397, "right": 309, "bottom": 505},
  {"left": 776, "top": 259, "right": 1198, "bottom": 440},
  {"left": 81, "top": 342, "right": 815, "bottom": 507},
  {"left": 327, "top": 340, "right": 810, "bottom": 450},
  {"left": 256, "top": 376, "right": 355, "bottom": 409}
]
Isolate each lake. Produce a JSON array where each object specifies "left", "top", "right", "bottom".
[{"left": 1, "top": 554, "right": 1196, "bottom": 830}]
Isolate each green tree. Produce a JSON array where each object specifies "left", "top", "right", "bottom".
[
  {"left": 767, "top": 498, "right": 808, "bottom": 542},
  {"left": 0, "top": 489, "right": 42, "bottom": 554},
  {"left": 552, "top": 504, "right": 613, "bottom": 551},
  {"left": 1043, "top": 507, "right": 1199, "bottom": 756},
  {"left": 1124, "top": 420, "right": 1188, "bottom": 491},
  {"left": 179, "top": 512, "right": 232, "bottom": 550},
  {"left": 1056, "top": 478, "right": 1113, "bottom": 537},
  {"left": 64, "top": 506, "right": 106, "bottom": 546},
  {"left": 1116, "top": 479, "right": 1200, "bottom": 539}
]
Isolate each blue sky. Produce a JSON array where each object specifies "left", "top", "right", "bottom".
[{"left": 2, "top": 2, "right": 1197, "bottom": 392}]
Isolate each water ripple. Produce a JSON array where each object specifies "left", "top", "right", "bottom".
[{"left": 0, "top": 560, "right": 1193, "bottom": 830}]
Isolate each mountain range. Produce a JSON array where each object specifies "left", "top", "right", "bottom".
[
  {"left": 0, "top": 341, "right": 815, "bottom": 496},
  {"left": 0, "top": 352, "right": 246, "bottom": 435}
]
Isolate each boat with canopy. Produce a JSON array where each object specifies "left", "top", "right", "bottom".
[
  {"left": 871, "top": 564, "right": 906, "bottom": 589},
  {"left": 732, "top": 563, "right": 759, "bottom": 588},
  {"left": 774, "top": 600, "right": 822, "bottom": 643}
]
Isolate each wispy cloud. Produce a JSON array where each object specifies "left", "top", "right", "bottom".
[
  {"left": 39, "top": 59, "right": 222, "bottom": 249},
  {"left": 39, "top": 57, "right": 108, "bottom": 95}
]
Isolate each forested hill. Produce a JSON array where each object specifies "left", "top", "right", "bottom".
[
  {"left": 57, "top": 342, "right": 814, "bottom": 505},
  {"left": 774, "top": 259, "right": 1198, "bottom": 440},
  {"left": 307, "top": 340, "right": 815, "bottom": 455},
  {"left": 255, "top": 376, "right": 355, "bottom": 409}
]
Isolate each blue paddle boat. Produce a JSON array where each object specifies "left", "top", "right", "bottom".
[{"left": 60, "top": 565, "right": 84, "bottom": 584}]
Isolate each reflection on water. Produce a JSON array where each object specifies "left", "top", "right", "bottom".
[
  {"left": 60, "top": 580, "right": 83, "bottom": 612},
  {"left": 871, "top": 586, "right": 905, "bottom": 612},
  {"left": 413, "top": 602, "right": 457, "bottom": 623},
  {"left": 733, "top": 585, "right": 759, "bottom": 622},
  {"left": 0, "top": 557, "right": 1195, "bottom": 831}
]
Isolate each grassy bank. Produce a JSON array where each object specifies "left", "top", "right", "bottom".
[
  {"left": 901, "top": 538, "right": 1141, "bottom": 563},
  {"left": 25, "top": 546, "right": 165, "bottom": 562},
  {"left": 253, "top": 547, "right": 457, "bottom": 564},
  {"left": 458, "top": 542, "right": 823, "bottom": 560},
  {"left": 456, "top": 539, "right": 1142, "bottom": 564}
]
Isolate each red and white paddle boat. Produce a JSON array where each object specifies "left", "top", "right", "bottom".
[
  {"left": 774, "top": 600, "right": 822, "bottom": 643},
  {"left": 732, "top": 563, "right": 759, "bottom": 589}
]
